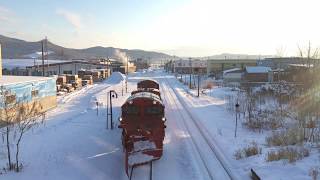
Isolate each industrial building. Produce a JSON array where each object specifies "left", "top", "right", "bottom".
[
  {"left": 173, "top": 59, "right": 207, "bottom": 74},
  {"left": 257, "top": 57, "right": 316, "bottom": 69},
  {"left": 0, "top": 44, "right": 57, "bottom": 122},
  {"left": 206, "top": 58, "right": 257, "bottom": 77},
  {"left": 25, "top": 60, "right": 111, "bottom": 76},
  {"left": 24, "top": 58, "right": 135, "bottom": 76}
]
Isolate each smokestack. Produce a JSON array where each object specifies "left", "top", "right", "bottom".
[{"left": 0, "top": 44, "right": 2, "bottom": 77}]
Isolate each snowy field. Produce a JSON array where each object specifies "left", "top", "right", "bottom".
[
  {"left": 0, "top": 70, "right": 318, "bottom": 180},
  {"left": 177, "top": 74, "right": 320, "bottom": 180}
]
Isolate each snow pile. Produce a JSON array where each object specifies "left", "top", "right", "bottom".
[
  {"left": 133, "top": 141, "right": 156, "bottom": 152},
  {"left": 128, "top": 152, "right": 154, "bottom": 166},
  {"left": 107, "top": 72, "right": 126, "bottom": 84}
]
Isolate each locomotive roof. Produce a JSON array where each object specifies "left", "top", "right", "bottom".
[
  {"left": 136, "top": 88, "right": 160, "bottom": 92},
  {"left": 138, "top": 79, "right": 158, "bottom": 83},
  {"left": 126, "top": 91, "right": 162, "bottom": 104}
]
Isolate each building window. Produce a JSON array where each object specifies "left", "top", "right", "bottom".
[
  {"left": 5, "top": 94, "right": 16, "bottom": 105},
  {"left": 31, "top": 90, "right": 39, "bottom": 98},
  {"left": 63, "top": 70, "right": 72, "bottom": 74}
]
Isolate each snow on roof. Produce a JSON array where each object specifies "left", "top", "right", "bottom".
[
  {"left": 245, "top": 66, "right": 271, "bottom": 73},
  {"left": 126, "top": 92, "right": 162, "bottom": 104},
  {"left": 3, "top": 59, "right": 67, "bottom": 70},
  {"left": 288, "top": 64, "right": 314, "bottom": 68},
  {"left": 223, "top": 68, "right": 241, "bottom": 74},
  {"left": 0, "top": 75, "right": 54, "bottom": 86}
]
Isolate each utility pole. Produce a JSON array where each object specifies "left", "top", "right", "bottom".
[
  {"left": 126, "top": 56, "right": 129, "bottom": 93},
  {"left": 189, "top": 58, "right": 192, "bottom": 89},
  {"left": 41, "top": 40, "right": 45, "bottom": 77},
  {"left": 45, "top": 37, "right": 48, "bottom": 75},
  {"left": 197, "top": 72, "right": 200, "bottom": 97}
]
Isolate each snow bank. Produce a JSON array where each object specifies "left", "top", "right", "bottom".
[
  {"left": 128, "top": 152, "right": 154, "bottom": 166},
  {"left": 107, "top": 72, "right": 126, "bottom": 84},
  {"left": 133, "top": 141, "right": 156, "bottom": 152}
]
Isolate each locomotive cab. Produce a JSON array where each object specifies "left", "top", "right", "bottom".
[{"left": 119, "top": 92, "right": 165, "bottom": 132}]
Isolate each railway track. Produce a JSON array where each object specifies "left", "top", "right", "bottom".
[
  {"left": 162, "top": 75, "right": 237, "bottom": 180},
  {"left": 129, "top": 162, "right": 153, "bottom": 180}
]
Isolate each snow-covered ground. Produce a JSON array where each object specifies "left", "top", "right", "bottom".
[
  {"left": 0, "top": 70, "right": 317, "bottom": 180},
  {"left": 175, "top": 74, "right": 320, "bottom": 180}
]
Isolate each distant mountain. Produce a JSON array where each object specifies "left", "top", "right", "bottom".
[
  {"left": 0, "top": 35, "right": 172, "bottom": 61},
  {"left": 203, "top": 53, "right": 273, "bottom": 60}
]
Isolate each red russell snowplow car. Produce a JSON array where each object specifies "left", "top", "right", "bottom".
[{"left": 119, "top": 80, "right": 166, "bottom": 175}]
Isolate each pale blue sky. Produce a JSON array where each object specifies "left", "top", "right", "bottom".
[{"left": 1, "top": 0, "right": 320, "bottom": 57}]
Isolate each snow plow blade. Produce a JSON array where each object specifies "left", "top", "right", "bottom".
[{"left": 125, "top": 148, "right": 162, "bottom": 176}]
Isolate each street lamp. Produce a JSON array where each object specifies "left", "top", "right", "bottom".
[
  {"left": 235, "top": 102, "right": 240, "bottom": 138},
  {"left": 107, "top": 90, "right": 118, "bottom": 130}
]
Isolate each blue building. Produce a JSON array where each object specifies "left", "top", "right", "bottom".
[{"left": 0, "top": 44, "right": 57, "bottom": 116}]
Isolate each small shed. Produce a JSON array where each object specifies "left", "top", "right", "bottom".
[{"left": 244, "top": 66, "right": 272, "bottom": 82}]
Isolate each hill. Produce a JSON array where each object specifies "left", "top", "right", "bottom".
[{"left": 0, "top": 35, "right": 172, "bottom": 61}]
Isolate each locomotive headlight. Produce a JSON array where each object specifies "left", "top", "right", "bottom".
[
  {"left": 153, "top": 101, "right": 157, "bottom": 105},
  {"left": 129, "top": 101, "right": 133, "bottom": 104},
  {"left": 119, "top": 117, "right": 122, "bottom": 121},
  {"left": 162, "top": 117, "right": 166, "bottom": 122}
]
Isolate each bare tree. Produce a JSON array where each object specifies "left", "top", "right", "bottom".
[
  {"left": 14, "top": 101, "right": 45, "bottom": 172},
  {"left": 297, "top": 41, "right": 319, "bottom": 68},
  {"left": 275, "top": 46, "right": 287, "bottom": 58},
  {"left": 1, "top": 86, "right": 46, "bottom": 172},
  {"left": 0, "top": 86, "right": 17, "bottom": 170}
]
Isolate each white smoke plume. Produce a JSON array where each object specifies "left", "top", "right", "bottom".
[{"left": 114, "top": 49, "right": 134, "bottom": 66}]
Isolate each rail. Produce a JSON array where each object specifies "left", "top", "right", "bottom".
[
  {"left": 164, "top": 75, "right": 238, "bottom": 180},
  {"left": 160, "top": 80, "right": 215, "bottom": 180}
]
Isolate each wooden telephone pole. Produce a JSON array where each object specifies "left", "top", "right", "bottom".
[
  {"left": 126, "top": 57, "right": 129, "bottom": 93},
  {"left": 41, "top": 37, "right": 48, "bottom": 77}
]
